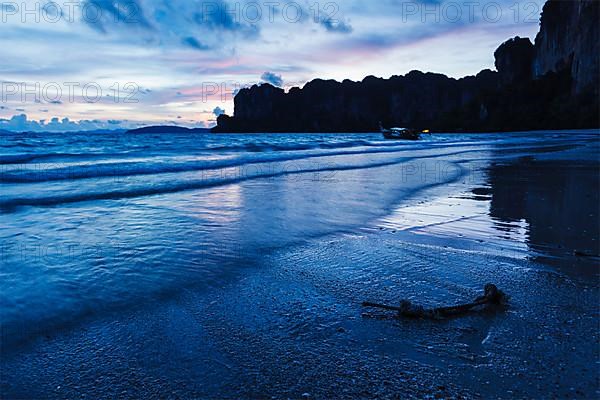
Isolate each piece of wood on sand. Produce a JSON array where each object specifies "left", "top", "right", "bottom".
[{"left": 362, "top": 284, "right": 508, "bottom": 319}]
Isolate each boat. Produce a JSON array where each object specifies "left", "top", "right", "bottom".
[{"left": 379, "top": 122, "right": 422, "bottom": 141}]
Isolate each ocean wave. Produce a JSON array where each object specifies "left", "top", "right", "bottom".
[
  {"left": 6, "top": 138, "right": 575, "bottom": 185},
  {"left": 1, "top": 156, "right": 461, "bottom": 210},
  {"left": 208, "top": 142, "right": 315, "bottom": 152},
  {"left": 2, "top": 133, "right": 498, "bottom": 168},
  {"left": 0, "top": 153, "right": 76, "bottom": 164},
  {"left": 0, "top": 144, "right": 440, "bottom": 184},
  {"left": 0, "top": 139, "right": 390, "bottom": 165},
  {"left": 0, "top": 151, "right": 145, "bottom": 165},
  {"left": 212, "top": 139, "right": 425, "bottom": 152}
]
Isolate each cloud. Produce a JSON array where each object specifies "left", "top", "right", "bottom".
[
  {"left": 192, "top": 0, "right": 259, "bottom": 35},
  {"left": 0, "top": 114, "right": 129, "bottom": 132},
  {"left": 182, "top": 37, "right": 211, "bottom": 51},
  {"left": 261, "top": 72, "right": 283, "bottom": 87},
  {"left": 81, "top": 0, "right": 260, "bottom": 49},
  {"left": 319, "top": 18, "right": 353, "bottom": 34},
  {"left": 213, "top": 107, "right": 226, "bottom": 116},
  {"left": 316, "top": 12, "right": 353, "bottom": 34},
  {"left": 83, "top": 0, "right": 152, "bottom": 33}
]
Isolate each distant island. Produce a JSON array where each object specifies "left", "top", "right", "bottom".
[
  {"left": 214, "top": 0, "right": 598, "bottom": 133},
  {"left": 126, "top": 126, "right": 212, "bottom": 134}
]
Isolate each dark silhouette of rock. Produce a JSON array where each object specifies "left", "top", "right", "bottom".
[
  {"left": 532, "top": 0, "right": 599, "bottom": 95},
  {"left": 494, "top": 37, "right": 534, "bottom": 85},
  {"left": 214, "top": 0, "right": 598, "bottom": 133},
  {"left": 214, "top": 71, "right": 500, "bottom": 133}
]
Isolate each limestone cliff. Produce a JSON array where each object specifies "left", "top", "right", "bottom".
[
  {"left": 532, "top": 0, "right": 599, "bottom": 95},
  {"left": 215, "top": 0, "right": 598, "bottom": 133},
  {"left": 494, "top": 37, "right": 534, "bottom": 85}
]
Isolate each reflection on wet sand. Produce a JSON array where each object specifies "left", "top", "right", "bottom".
[
  {"left": 487, "top": 157, "right": 599, "bottom": 270},
  {"left": 379, "top": 146, "right": 599, "bottom": 273}
]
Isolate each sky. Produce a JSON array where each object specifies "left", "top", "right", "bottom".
[{"left": 0, "top": 0, "right": 546, "bottom": 131}]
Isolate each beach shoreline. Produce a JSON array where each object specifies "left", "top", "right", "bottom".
[{"left": 1, "top": 131, "right": 599, "bottom": 399}]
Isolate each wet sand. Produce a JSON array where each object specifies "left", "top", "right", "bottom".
[{"left": 2, "top": 227, "right": 598, "bottom": 398}]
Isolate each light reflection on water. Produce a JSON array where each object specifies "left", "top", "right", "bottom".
[{"left": 379, "top": 151, "right": 599, "bottom": 272}]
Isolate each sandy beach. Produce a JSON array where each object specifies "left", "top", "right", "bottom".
[{"left": 1, "top": 131, "right": 598, "bottom": 399}]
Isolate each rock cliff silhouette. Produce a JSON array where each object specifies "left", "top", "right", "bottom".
[{"left": 214, "top": 0, "right": 598, "bottom": 133}]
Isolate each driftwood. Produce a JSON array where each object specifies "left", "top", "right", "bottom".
[{"left": 362, "top": 284, "right": 508, "bottom": 319}]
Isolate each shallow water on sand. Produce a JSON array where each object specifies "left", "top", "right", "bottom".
[{"left": 1, "top": 130, "right": 599, "bottom": 398}]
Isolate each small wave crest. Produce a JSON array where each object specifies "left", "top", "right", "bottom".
[
  {"left": 0, "top": 156, "right": 428, "bottom": 210},
  {"left": 0, "top": 145, "right": 423, "bottom": 184}
]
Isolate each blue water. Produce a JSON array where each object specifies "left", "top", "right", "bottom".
[{"left": 1, "top": 130, "right": 598, "bottom": 346}]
